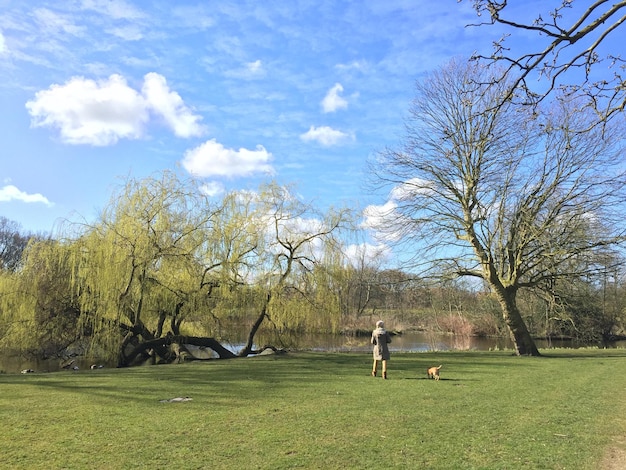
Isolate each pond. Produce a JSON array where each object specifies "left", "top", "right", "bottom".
[
  {"left": 265, "top": 331, "right": 626, "bottom": 354},
  {"left": 2, "top": 331, "right": 625, "bottom": 374}
]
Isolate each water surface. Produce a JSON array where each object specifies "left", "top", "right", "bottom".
[{"left": 3, "top": 332, "right": 624, "bottom": 374}]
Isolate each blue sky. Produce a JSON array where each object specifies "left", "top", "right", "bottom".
[{"left": 1, "top": 0, "right": 621, "bottom": 255}]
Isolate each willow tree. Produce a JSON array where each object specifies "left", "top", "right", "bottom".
[
  {"left": 47, "top": 173, "right": 350, "bottom": 365},
  {"left": 369, "top": 59, "right": 626, "bottom": 355},
  {"left": 236, "top": 183, "right": 351, "bottom": 356},
  {"left": 66, "top": 172, "right": 257, "bottom": 365},
  {"left": 0, "top": 238, "right": 82, "bottom": 359}
]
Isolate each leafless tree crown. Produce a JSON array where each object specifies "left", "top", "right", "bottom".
[{"left": 466, "top": 0, "right": 626, "bottom": 122}]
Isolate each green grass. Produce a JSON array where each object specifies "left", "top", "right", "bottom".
[{"left": 2, "top": 350, "right": 626, "bottom": 469}]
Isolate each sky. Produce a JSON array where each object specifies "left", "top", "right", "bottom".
[{"left": 1, "top": 1, "right": 622, "bottom": 258}]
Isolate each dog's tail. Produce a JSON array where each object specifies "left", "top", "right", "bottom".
[{"left": 437, "top": 365, "right": 442, "bottom": 370}]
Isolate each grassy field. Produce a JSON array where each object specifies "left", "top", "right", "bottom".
[{"left": 2, "top": 349, "right": 626, "bottom": 469}]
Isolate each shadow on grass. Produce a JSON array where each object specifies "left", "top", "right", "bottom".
[
  {"left": 22, "top": 354, "right": 350, "bottom": 401},
  {"left": 539, "top": 350, "right": 626, "bottom": 359},
  {"left": 4, "top": 349, "right": 625, "bottom": 406},
  {"left": 402, "top": 377, "right": 468, "bottom": 382}
]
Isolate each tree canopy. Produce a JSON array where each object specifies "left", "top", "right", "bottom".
[{"left": 0, "top": 173, "right": 354, "bottom": 365}]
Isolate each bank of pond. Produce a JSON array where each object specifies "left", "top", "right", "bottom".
[{"left": 3, "top": 330, "right": 625, "bottom": 374}]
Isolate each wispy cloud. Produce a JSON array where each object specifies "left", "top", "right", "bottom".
[
  {"left": 0, "top": 31, "right": 6, "bottom": 54},
  {"left": 25, "top": 73, "right": 205, "bottom": 145},
  {"left": 32, "top": 8, "right": 85, "bottom": 37},
  {"left": 107, "top": 25, "right": 144, "bottom": 41},
  {"left": 224, "top": 59, "right": 266, "bottom": 79},
  {"left": 79, "top": 0, "right": 145, "bottom": 20},
  {"left": 335, "top": 60, "right": 368, "bottom": 73},
  {"left": 300, "top": 125, "right": 354, "bottom": 147},
  {"left": 0, "top": 185, "right": 53, "bottom": 206},
  {"left": 0, "top": 0, "right": 511, "bottom": 235},
  {"left": 182, "top": 139, "right": 274, "bottom": 178}
]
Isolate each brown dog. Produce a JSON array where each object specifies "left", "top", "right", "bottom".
[{"left": 427, "top": 365, "right": 442, "bottom": 380}]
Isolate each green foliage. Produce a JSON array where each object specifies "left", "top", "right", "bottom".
[
  {"left": 0, "top": 239, "right": 82, "bottom": 357},
  {"left": 0, "top": 174, "right": 353, "bottom": 363},
  {"left": 2, "top": 350, "right": 626, "bottom": 469}
]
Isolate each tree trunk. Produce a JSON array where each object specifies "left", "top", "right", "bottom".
[
  {"left": 120, "top": 335, "right": 236, "bottom": 366},
  {"left": 494, "top": 286, "right": 541, "bottom": 356},
  {"left": 238, "top": 294, "right": 270, "bottom": 357}
]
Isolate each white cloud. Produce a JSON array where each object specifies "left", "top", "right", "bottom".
[
  {"left": 0, "top": 31, "right": 6, "bottom": 54},
  {"left": 362, "top": 201, "right": 404, "bottom": 242},
  {"left": 321, "top": 83, "right": 348, "bottom": 113},
  {"left": 390, "top": 177, "right": 435, "bottom": 200},
  {"left": 281, "top": 216, "right": 326, "bottom": 238},
  {"left": 199, "top": 181, "right": 225, "bottom": 197},
  {"left": 26, "top": 74, "right": 148, "bottom": 146},
  {"left": 300, "top": 125, "right": 353, "bottom": 147},
  {"left": 0, "top": 185, "right": 53, "bottom": 206},
  {"left": 26, "top": 73, "right": 204, "bottom": 146},
  {"left": 182, "top": 139, "right": 274, "bottom": 178},
  {"left": 264, "top": 214, "right": 329, "bottom": 261},
  {"left": 362, "top": 201, "right": 396, "bottom": 230},
  {"left": 343, "top": 242, "right": 392, "bottom": 267},
  {"left": 141, "top": 72, "right": 205, "bottom": 138}
]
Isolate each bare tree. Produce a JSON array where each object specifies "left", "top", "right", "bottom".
[
  {"left": 465, "top": 0, "right": 626, "bottom": 124},
  {"left": 369, "top": 59, "right": 626, "bottom": 355},
  {"left": 0, "top": 217, "right": 32, "bottom": 272}
]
